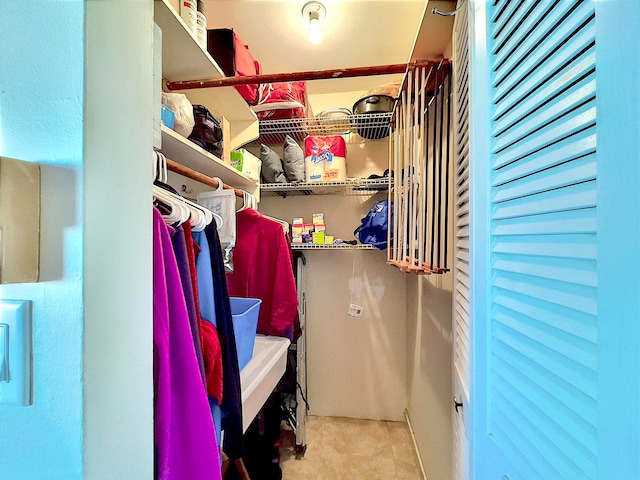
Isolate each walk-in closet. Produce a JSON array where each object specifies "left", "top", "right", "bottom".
[{"left": 2, "top": 1, "right": 639, "bottom": 480}]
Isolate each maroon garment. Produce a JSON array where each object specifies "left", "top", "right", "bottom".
[
  {"left": 226, "top": 208, "right": 298, "bottom": 336},
  {"left": 153, "top": 208, "right": 221, "bottom": 480}
]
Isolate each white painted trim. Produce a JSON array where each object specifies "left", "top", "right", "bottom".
[{"left": 405, "top": 409, "right": 428, "bottom": 480}]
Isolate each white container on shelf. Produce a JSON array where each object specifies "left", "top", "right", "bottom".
[
  {"left": 179, "top": 0, "right": 197, "bottom": 34},
  {"left": 195, "top": 0, "right": 207, "bottom": 49}
]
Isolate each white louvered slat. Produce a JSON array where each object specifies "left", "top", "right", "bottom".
[
  {"left": 492, "top": 2, "right": 538, "bottom": 55},
  {"left": 493, "top": 3, "right": 594, "bottom": 105},
  {"left": 492, "top": 154, "right": 596, "bottom": 203},
  {"left": 492, "top": 104, "right": 596, "bottom": 169},
  {"left": 493, "top": 78, "right": 596, "bottom": 152},
  {"left": 492, "top": 128, "right": 596, "bottom": 186},
  {"left": 486, "top": 1, "right": 598, "bottom": 478},
  {"left": 453, "top": 2, "right": 471, "bottom": 479},
  {"left": 492, "top": 208, "right": 597, "bottom": 236},
  {"left": 492, "top": 2, "right": 586, "bottom": 86},
  {"left": 494, "top": 41, "right": 595, "bottom": 125}
]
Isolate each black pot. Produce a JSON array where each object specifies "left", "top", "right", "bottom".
[{"left": 352, "top": 95, "right": 395, "bottom": 140}]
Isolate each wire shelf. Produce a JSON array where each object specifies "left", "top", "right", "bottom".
[
  {"left": 291, "top": 244, "right": 377, "bottom": 250},
  {"left": 260, "top": 178, "right": 389, "bottom": 197},
  {"left": 248, "top": 112, "right": 393, "bottom": 145}
]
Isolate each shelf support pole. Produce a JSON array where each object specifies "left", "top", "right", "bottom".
[{"left": 165, "top": 60, "right": 448, "bottom": 90}]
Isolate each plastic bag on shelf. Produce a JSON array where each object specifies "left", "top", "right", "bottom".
[
  {"left": 161, "top": 92, "right": 195, "bottom": 137},
  {"left": 361, "top": 80, "right": 402, "bottom": 100}
]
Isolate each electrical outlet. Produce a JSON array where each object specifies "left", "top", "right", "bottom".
[{"left": 347, "top": 304, "right": 363, "bottom": 318}]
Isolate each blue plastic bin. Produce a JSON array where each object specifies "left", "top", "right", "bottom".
[
  {"left": 161, "top": 104, "right": 175, "bottom": 129},
  {"left": 230, "top": 297, "right": 262, "bottom": 370}
]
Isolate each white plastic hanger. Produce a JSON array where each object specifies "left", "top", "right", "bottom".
[
  {"left": 153, "top": 151, "right": 217, "bottom": 230},
  {"left": 236, "top": 188, "right": 259, "bottom": 212}
]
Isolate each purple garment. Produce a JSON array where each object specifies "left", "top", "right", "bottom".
[{"left": 153, "top": 208, "right": 222, "bottom": 480}]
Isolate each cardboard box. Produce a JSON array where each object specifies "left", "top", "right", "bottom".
[
  {"left": 312, "top": 213, "right": 324, "bottom": 225},
  {"left": 314, "top": 223, "right": 326, "bottom": 232},
  {"left": 312, "top": 231, "right": 325, "bottom": 245},
  {"left": 230, "top": 148, "right": 261, "bottom": 182},
  {"left": 292, "top": 225, "right": 303, "bottom": 243},
  {"left": 324, "top": 235, "right": 335, "bottom": 245}
]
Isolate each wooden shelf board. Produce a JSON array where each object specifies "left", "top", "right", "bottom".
[
  {"left": 159, "top": 125, "right": 257, "bottom": 190},
  {"left": 154, "top": 0, "right": 224, "bottom": 81},
  {"left": 154, "top": 0, "right": 259, "bottom": 149}
]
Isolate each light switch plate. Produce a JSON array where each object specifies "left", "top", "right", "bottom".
[{"left": 0, "top": 300, "right": 33, "bottom": 405}]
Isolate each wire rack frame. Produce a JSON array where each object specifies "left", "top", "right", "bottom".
[
  {"left": 247, "top": 112, "right": 394, "bottom": 145},
  {"left": 291, "top": 244, "right": 377, "bottom": 250},
  {"left": 260, "top": 178, "right": 390, "bottom": 197}
]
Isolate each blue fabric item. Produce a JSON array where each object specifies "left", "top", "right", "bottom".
[
  {"left": 193, "top": 230, "right": 223, "bottom": 448},
  {"left": 354, "top": 199, "right": 392, "bottom": 250},
  {"left": 204, "top": 223, "right": 244, "bottom": 459},
  {"left": 194, "top": 231, "right": 217, "bottom": 327},
  {"left": 210, "top": 397, "right": 223, "bottom": 465}
]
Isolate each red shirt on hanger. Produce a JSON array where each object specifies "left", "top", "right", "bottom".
[{"left": 226, "top": 208, "right": 298, "bottom": 337}]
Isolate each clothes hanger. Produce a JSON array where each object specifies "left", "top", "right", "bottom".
[
  {"left": 154, "top": 185, "right": 190, "bottom": 225},
  {"left": 154, "top": 152, "right": 189, "bottom": 225},
  {"left": 237, "top": 190, "right": 249, "bottom": 212},
  {"left": 153, "top": 151, "right": 203, "bottom": 228},
  {"left": 262, "top": 214, "right": 290, "bottom": 234}
]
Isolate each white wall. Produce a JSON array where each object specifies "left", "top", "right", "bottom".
[
  {"left": 83, "top": 2, "right": 154, "bottom": 478},
  {"left": 403, "top": 26, "right": 455, "bottom": 479},
  {"left": 406, "top": 274, "right": 453, "bottom": 480},
  {"left": 259, "top": 139, "right": 407, "bottom": 421},
  {"left": 0, "top": 3, "right": 85, "bottom": 478}
]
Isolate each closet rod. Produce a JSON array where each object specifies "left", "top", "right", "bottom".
[
  {"left": 166, "top": 60, "right": 444, "bottom": 91},
  {"left": 165, "top": 158, "right": 245, "bottom": 198}
]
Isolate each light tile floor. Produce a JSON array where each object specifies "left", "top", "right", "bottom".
[{"left": 280, "top": 416, "right": 424, "bottom": 480}]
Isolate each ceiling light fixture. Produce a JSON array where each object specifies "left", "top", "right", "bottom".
[{"left": 302, "top": 1, "right": 326, "bottom": 45}]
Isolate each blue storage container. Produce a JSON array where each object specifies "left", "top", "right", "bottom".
[
  {"left": 161, "top": 104, "right": 175, "bottom": 129},
  {"left": 230, "top": 297, "right": 262, "bottom": 370}
]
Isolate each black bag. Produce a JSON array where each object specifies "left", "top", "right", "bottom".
[{"left": 188, "top": 104, "right": 224, "bottom": 158}]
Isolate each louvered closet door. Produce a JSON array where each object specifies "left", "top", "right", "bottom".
[
  {"left": 452, "top": 1, "right": 471, "bottom": 479},
  {"left": 474, "top": 0, "right": 599, "bottom": 478}
]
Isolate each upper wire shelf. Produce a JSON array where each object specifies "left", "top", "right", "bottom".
[
  {"left": 247, "top": 112, "right": 394, "bottom": 146},
  {"left": 260, "top": 178, "right": 389, "bottom": 197}
]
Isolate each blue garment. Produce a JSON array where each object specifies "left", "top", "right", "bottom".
[
  {"left": 195, "top": 227, "right": 243, "bottom": 459},
  {"left": 194, "top": 230, "right": 222, "bottom": 448},
  {"left": 204, "top": 222, "right": 244, "bottom": 460},
  {"left": 194, "top": 230, "right": 217, "bottom": 327}
]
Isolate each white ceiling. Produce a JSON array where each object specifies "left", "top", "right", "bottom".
[{"left": 204, "top": 0, "right": 455, "bottom": 111}]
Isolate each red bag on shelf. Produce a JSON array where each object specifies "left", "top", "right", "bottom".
[
  {"left": 252, "top": 81, "right": 310, "bottom": 120},
  {"left": 206, "top": 28, "right": 262, "bottom": 105}
]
